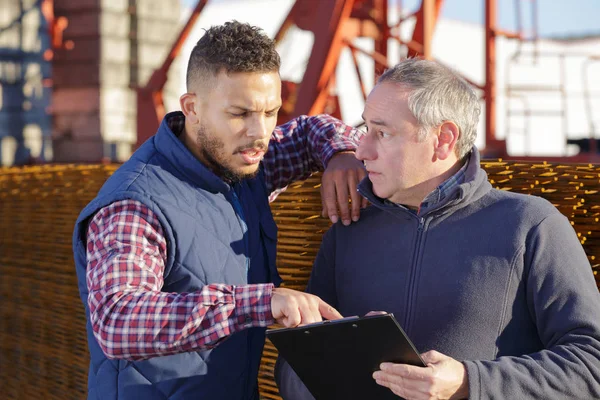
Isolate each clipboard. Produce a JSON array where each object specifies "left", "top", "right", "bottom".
[{"left": 267, "top": 313, "right": 425, "bottom": 400}]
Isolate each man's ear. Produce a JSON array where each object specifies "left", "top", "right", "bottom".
[
  {"left": 180, "top": 92, "right": 200, "bottom": 124},
  {"left": 434, "top": 121, "right": 459, "bottom": 161}
]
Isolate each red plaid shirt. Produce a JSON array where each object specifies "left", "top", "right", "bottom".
[{"left": 86, "top": 114, "right": 361, "bottom": 360}]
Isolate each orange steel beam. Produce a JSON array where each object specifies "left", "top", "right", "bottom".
[
  {"left": 133, "top": 0, "right": 509, "bottom": 161},
  {"left": 136, "top": 0, "right": 209, "bottom": 148},
  {"left": 291, "top": 0, "right": 356, "bottom": 117},
  {"left": 372, "top": 0, "right": 389, "bottom": 80},
  {"left": 484, "top": 0, "right": 506, "bottom": 156},
  {"left": 344, "top": 41, "right": 388, "bottom": 70},
  {"left": 408, "top": 0, "right": 444, "bottom": 59},
  {"left": 273, "top": 0, "right": 300, "bottom": 43}
]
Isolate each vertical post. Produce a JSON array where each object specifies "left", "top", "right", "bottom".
[
  {"left": 13, "top": 0, "right": 28, "bottom": 164},
  {"left": 291, "top": 0, "right": 355, "bottom": 117},
  {"left": 422, "top": 0, "right": 434, "bottom": 60},
  {"left": 484, "top": 0, "right": 501, "bottom": 155},
  {"left": 408, "top": 0, "right": 444, "bottom": 59},
  {"left": 373, "top": 0, "right": 389, "bottom": 81}
]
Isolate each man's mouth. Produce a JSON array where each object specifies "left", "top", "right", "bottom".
[{"left": 238, "top": 148, "right": 265, "bottom": 165}]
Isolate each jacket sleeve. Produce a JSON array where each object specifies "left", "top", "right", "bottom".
[
  {"left": 274, "top": 357, "right": 316, "bottom": 400},
  {"left": 463, "top": 212, "right": 600, "bottom": 399},
  {"left": 262, "top": 114, "right": 362, "bottom": 196},
  {"left": 275, "top": 228, "right": 339, "bottom": 399}
]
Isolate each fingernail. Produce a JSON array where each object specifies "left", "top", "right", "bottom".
[
  {"left": 380, "top": 363, "right": 390, "bottom": 371},
  {"left": 352, "top": 216, "right": 359, "bottom": 222},
  {"left": 343, "top": 219, "right": 350, "bottom": 226},
  {"left": 373, "top": 372, "right": 382, "bottom": 379},
  {"left": 330, "top": 215, "right": 338, "bottom": 223}
]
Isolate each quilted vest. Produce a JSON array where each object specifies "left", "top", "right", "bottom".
[{"left": 73, "top": 112, "right": 282, "bottom": 400}]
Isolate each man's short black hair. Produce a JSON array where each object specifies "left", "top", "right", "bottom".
[{"left": 186, "top": 20, "right": 281, "bottom": 92}]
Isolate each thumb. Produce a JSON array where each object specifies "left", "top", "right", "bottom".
[
  {"left": 365, "top": 311, "right": 387, "bottom": 317},
  {"left": 420, "top": 350, "right": 444, "bottom": 365},
  {"left": 318, "top": 299, "right": 343, "bottom": 320}
]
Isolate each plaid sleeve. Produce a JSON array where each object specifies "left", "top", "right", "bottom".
[
  {"left": 86, "top": 199, "right": 275, "bottom": 360},
  {"left": 263, "top": 114, "right": 363, "bottom": 198}
]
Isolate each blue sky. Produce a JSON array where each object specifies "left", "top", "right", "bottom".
[
  {"left": 427, "top": 0, "right": 600, "bottom": 38},
  {"left": 181, "top": 0, "right": 600, "bottom": 38}
]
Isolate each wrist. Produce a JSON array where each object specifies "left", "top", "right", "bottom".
[
  {"left": 453, "top": 363, "right": 469, "bottom": 399},
  {"left": 324, "top": 150, "right": 357, "bottom": 168},
  {"left": 233, "top": 283, "right": 275, "bottom": 328}
]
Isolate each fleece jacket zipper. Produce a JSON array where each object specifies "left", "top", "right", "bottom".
[{"left": 404, "top": 215, "right": 426, "bottom": 333}]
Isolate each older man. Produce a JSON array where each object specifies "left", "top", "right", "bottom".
[{"left": 276, "top": 58, "right": 600, "bottom": 399}]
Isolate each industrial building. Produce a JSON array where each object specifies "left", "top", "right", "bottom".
[{"left": 2, "top": 0, "right": 599, "bottom": 165}]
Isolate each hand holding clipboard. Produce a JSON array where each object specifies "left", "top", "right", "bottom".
[{"left": 268, "top": 313, "right": 425, "bottom": 400}]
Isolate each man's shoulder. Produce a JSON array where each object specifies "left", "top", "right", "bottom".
[
  {"left": 96, "top": 152, "right": 221, "bottom": 218},
  {"left": 325, "top": 205, "right": 403, "bottom": 239},
  {"left": 486, "top": 187, "right": 562, "bottom": 221}
]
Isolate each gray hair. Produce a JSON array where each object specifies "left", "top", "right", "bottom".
[{"left": 377, "top": 58, "right": 480, "bottom": 159}]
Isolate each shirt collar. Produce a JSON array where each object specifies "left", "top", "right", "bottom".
[
  {"left": 168, "top": 113, "right": 186, "bottom": 137},
  {"left": 385, "top": 152, "right": 471, "bottom": 214}
]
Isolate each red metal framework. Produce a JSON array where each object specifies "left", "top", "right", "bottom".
[
  {"left": 135, "top": 0, "right": 600, "bottom": 162},
  {"left": 135, "top": 0, "right": 447, "bottom": 146},
  {"left": 134, "top": 0, "right": 209, "bottom": 148}
]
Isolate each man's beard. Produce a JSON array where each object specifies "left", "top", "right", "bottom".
[{"left": 195, "top": 124, "right": 264, "bottom": 184}]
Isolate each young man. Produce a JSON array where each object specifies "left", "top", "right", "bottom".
[
  {"left": 276, "top": 59, "right": 600, "bottom": 399},
  {"left": 73, "top": 21, "right": 366, "bottom": 400}
]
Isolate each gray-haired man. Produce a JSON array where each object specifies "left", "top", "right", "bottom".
[{"left": 276, "top": 58, "right": 600, "bottom": 400}]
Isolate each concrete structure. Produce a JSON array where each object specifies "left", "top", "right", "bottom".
[
  {"left": 51, "top": 0, "right": 182, "bottom": 163},
  {"left": 0, "top": 0, "right": 182, "bottom": 165}
]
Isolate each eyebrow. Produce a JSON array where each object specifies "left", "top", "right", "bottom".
[
  {"left": 361, "top": 114, "right": 389, "bottom": 127},
  {"left": 229, "top": 105, "right": 282, "bottom": 113}
]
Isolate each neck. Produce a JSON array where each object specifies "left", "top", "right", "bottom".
[
  {"left": 393, "top": 158, "right": 464, "bottom": 208},
  {"left": 181, "top": 124, "right": 202, "bottom": 161}
]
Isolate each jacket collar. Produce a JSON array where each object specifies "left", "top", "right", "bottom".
[
  {"left": 154, "top": 111, "right": 232, "bottom": 194},
  {"left": 358, "top": 146, "right": 489, "bottom": 215}
]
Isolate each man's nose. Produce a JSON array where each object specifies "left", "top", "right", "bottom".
[
  {"left": 247, "top": 115, "right": 269, "bottom": 139},
  {"left": 356, "top": 134, "right": 376, "bottom": 161}
]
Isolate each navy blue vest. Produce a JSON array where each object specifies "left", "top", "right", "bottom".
[{"left": 73, "top": 112, "right": 282, "bottom": 400}]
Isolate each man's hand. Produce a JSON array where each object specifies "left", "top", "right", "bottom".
[
  {"left": 321, "top": 151, "right": 368, "bottom": 226},
  {"left": 372, "top": 350, "right": 469, "bottom": 400},
  {"left": 271, "top": 287, "right": 343, "bottom": 327}
]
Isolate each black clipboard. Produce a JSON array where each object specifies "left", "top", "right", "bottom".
[{"left": 267, "top": 313, "right": 425, "bottom": 400}]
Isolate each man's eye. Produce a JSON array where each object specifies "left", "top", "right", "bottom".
[
  {"left": 266, "top": 111, "right": 278, "bottom": 117},
  {"left": 378, "top": 131, "right": 390, "bottom": 139},
  {"left": 230, "top": 112, "right": 246, "bottom": 118}
]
